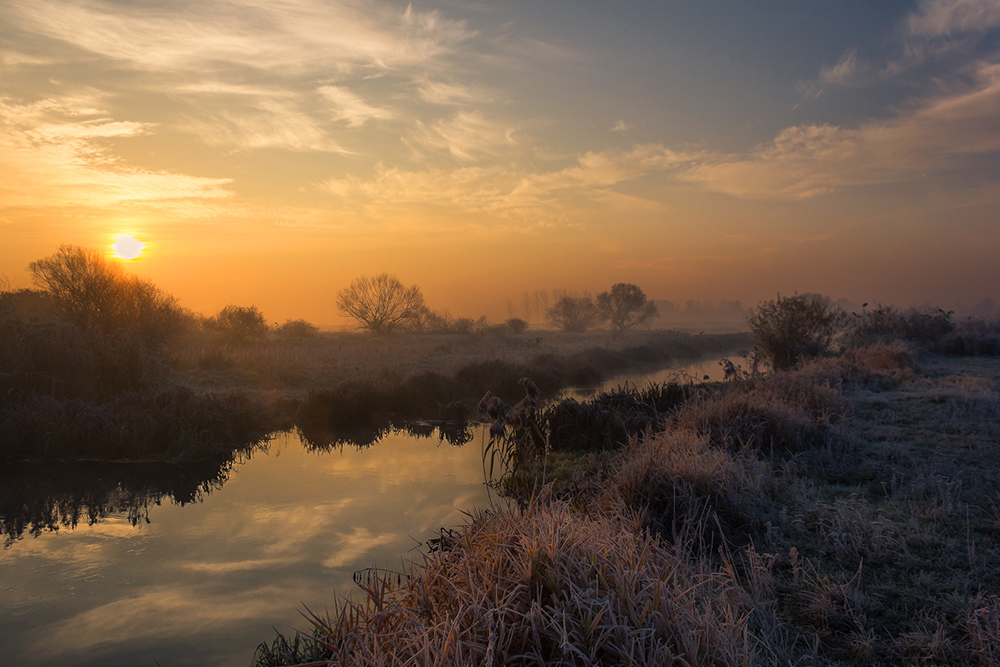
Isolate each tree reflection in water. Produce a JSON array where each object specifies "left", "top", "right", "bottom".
[
  {"left": 0, "top": 443, "right": 265, "bottom": 547},
  {"left": 295, "top": 418, "right": 473, "bottom": 451},
  {"left": 1, "top": 419, "right": 473, "bottom": 547}
]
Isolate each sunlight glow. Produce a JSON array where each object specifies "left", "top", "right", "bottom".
[{"left": 112, "top": 234, "right": 146, "bottom": 260}]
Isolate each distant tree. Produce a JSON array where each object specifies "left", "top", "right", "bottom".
[
  {"left": 748, "top": 294, "right": 844, "bottom": 370},
  {"left": 505, "top": 317, "right": 528, "bottom": 334},
  {"left": 277, "top": 318, "right": 319, "bottom": 339},
  {"left": 547, "top": 295, "right": 601, "bottom": 333},
  {"left": 337, "top": 273, "right": 425, "bottom": 335},
  {"left": 28, "top": 244, "right": 184, "bottom": 345},
  {"left": 596, "top": 283, "right": 658, "bottom": 333},
  {"left": 211, "top": 304, "right": 269, "bottom": 344}
]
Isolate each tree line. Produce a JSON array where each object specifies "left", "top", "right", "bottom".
[
  {"left": 337, "top": 274, "right": 658, "bottom": 335},
  {"left": 9, "top": 245, "right": 664, "bottom": 342}
]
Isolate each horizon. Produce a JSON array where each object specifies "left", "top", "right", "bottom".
[{"left": 2, "top": 1, "right": 999, "bottom": 325}]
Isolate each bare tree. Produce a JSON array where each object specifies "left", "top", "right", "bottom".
[
  {"left": 547, "top": 295, "right": 601, "bottom": 333},
  {"left": 596, "top": 283, "right": 659, "bottom": 333},
  {"left": 337, "top": 273, "right": 425, "bottom": 334},
  {"left": 29, "top": 244, "right": 183, "bottom": 345}
]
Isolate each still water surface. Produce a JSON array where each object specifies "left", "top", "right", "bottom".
[
  {"left": 0, "top": 428, "right": 493, "bottom": 667},
  {"left": 0, "top": 356, "right": 739, "bottom": 666}
]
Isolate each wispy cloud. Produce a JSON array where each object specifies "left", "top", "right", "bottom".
[
  {"left": 906, "top": 0, "right": 1000, "bottom": 38},
  {"left": 820, "top": 49, "right": 863, "bottom": 86},
  {"left": 6, "top": 0, "right": 474, "bottom": 74},
  {"left": 611, "top": 119, "right": 631, "bottom": 133},
  {"left": 415, "top": 77, "right": 492, "bottom": 105},
  {"left": 2, "top": 0, "right": 477, "bottom": 153},
  {"left": 323, "top": 143, "right": 695, "bottom": 221},
  {"left": 406, "top": 110, "right": 518, "bottom": 161},
  {"left": 181, "top": 98, "right": 347, "bottom": 153},
  {"left": 0, "top": 95, "right": 232, "bottom": 211},
  {"left": 317, "top": 86, "right": 394, "bottom": 127},
  {"left": 685, "top": 60, "right": 1000, "bottom": 198}
]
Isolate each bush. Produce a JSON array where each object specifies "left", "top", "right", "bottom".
[
  {"left": 209, "top": 305, "right": 269, "bottom": 344},
  {"left": 277, "top": 318, "right": 319, "bottom": 339},
  {"left": 847, "top": 304, "right": 954, "bottom": 347},
  {"left": 505, "top": 317, "right": 529, "bottom": 334},
  {"left": 748, "top": 294, "right": 844, "bottom": 370}
]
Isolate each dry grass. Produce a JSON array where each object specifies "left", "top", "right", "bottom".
[{"left": 264, "top": 501, "right": 775, "bottom": 667}]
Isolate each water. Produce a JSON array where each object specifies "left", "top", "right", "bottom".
[
  {"left": 562, "top": 355, "right": 749, "bottom": 400},
  {"left": 0, "top": 355, "right": 744, "bottom": 666},
  {"left": 0, "top": 428, "right": 493, "bottom": 667}
]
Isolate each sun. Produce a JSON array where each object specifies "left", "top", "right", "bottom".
[{"left": 111, "top": 234, "right": 146, "bottom": 260}]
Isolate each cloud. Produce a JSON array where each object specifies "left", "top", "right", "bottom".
[
  {"left": 407, "top": 110, "right": 517, "bottom": 161},
  {"left": 5, "top": 0, "right": 474, "bottom": 75},
  {"left": 1, "top": 1, "right": 476, "bottom": 153},
  {"left": 415, "top": 77, "right": 492, "bottom": 105},
  {"left": 820, "top": 49, "right": 863, "bottom": 86},
  {"left": 0, "top": 95, "right": 232, "bottom": 210},
  {"left": 611, "top": 119, "right": 631, "bottom": 133},
  {"left": 317, "top": 85, "right": 395, "bottom": 127},
  {"left": 322, "top": 143, "right": 695, "bottom": 220},
  {"left": 684, "top": 60, "right": 1000, "bottom": 199},
  {"left": 906, "top": 0, "right": 1000, "bottom": 38}
]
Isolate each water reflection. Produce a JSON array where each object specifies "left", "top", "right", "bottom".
[
  {"left": 0, "top": 429, "right": 492, "bottom": 667},
  {"left": 562, "top": 355, "right": 749, "bottom": 400},
  {"left": 1, "top": 452, "right": 259, "bottom": 548},
  {"left": 297, "top": 418, "right": 473, "bottom": 451}
]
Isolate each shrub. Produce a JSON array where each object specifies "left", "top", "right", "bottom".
[
  {"left": 277, "top": 318, "right": 319, "bottom": 339},
  {"left": 505, "top": 317, "right": 528, "bottom": 334},
  {"left": 209, "top": 305, "right": 269, "bottom": 344},
  {"left": 748, "top": 294, "right": 844, "bottom": 370},
  {"left": 847, "top": 304, "right": 954, "bottom": 347}
]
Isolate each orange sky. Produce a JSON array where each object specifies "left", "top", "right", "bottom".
[{"left": 2, "top": 1, "right": 999, "bottom": 325}]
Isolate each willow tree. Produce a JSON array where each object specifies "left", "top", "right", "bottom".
[{"left": 337, "top": 273, "right": 425, "bottom": 334}]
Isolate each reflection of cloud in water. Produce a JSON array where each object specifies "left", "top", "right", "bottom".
[
  {"left": 0, "top": 428, "right": 492, "bottom": 666},
  {"left": 323, "top": 527, "right": 400, "bottom": 569},
  {"left": 33, "top": 585, "right": 283, "bottom": 661}
]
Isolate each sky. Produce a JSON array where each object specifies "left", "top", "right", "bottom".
[{"left": 1, "top": 0, "right": 999, "bottom": 325}]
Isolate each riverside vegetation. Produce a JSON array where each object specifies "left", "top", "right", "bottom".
[
  {"left": 253, "top": 295, "right": 1000, "bottom": 667},
  {"left": 4, "top": 249, "right": 1000, "bottom": 665},
  {"left": 0, "top": 247, "right": 749, "bottom": 462}
]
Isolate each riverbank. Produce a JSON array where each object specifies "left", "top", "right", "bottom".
[
  {"left": 1, "top": 328, "right": 751, "bottom": 461},
  {"left": 254, "top": 345, "right": 1000, "bottom": 666}
]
